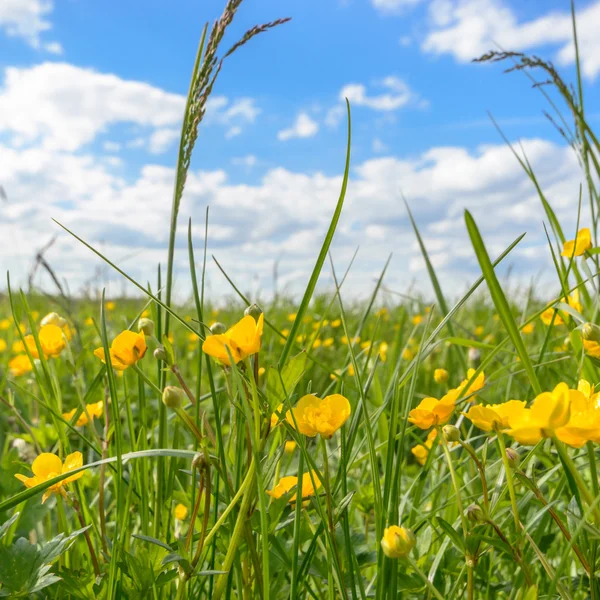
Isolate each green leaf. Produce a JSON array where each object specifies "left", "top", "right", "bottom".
[
  {"left": 434, "top": 517, "right": 465, "bottom": 553},
  {"left": 464, "top": 210, "right": 542, "bottom": 396},
  {"left": 266, "top": 351, "right": 307, "bottom": 410}
]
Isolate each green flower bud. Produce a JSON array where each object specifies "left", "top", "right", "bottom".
[
  {"left": 466, "top": 503, "right": 484, "bottom": 523},
  {"left": 582, "top": 322, "right": 600, "bottom": 342},
  {"left": 162, "top": 386, "right": 185, "bottom": 409},
  {"left": 210, "top": 322, "right": 227, "bottom": 335},
  {"left": 505, "top": 447, "right": 519, "bottom": 469},
  {"left": 137, "top": 317, "right": 155, "bottom": 337},
  {"left": 244, "top": 303, "right": 263, "bottom": 320},
  {"left": 154, "top": 346, "right": 168, "bottom": 362},
  {"left": 442, "top": 424, "right": 460, "bottom": 442}
]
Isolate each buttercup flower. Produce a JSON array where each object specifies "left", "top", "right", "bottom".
[
  {"left": 505, "top": 382, "right": 572, "bottom": 445},
  {"left": 379, "top": 342, "right": 388, "bottom": 362},
  {"left": 412, "top": 315, "right": 423, "bottom": 326},
  {"left": 286, "top": 394, "right": 351, "bottom": 439},
  {"left": 202, "top": 314, "right": 264, "bottom": 366},
  {"left": 94, "top": 330, "right": 147, "bottom": 370},
  {"left": 434, "top": 368, "right": 449, "bottom": 384},
  {"left": 0, "top": 339, "right": 6, "bottom": 353},
  {"left": 561, "top": 227, "right": 591, "bottom": 257},
  {"left": 521, "top": 323, "right": 535, "bottom": 334},
  {"left": 541, "top": 307, "right": 564, "bottom": 327},
  {"left": 411, "top": 429, "right": 437, "bottom": 466},
  {"left": 408, "top": 389, "right": 458, "bottom": 430},
  {"left": 456, "top": 368, "right": 485, "bottom": 399},
  {"left": 464, "top": 401, "right": 527, "bottom": 432},
  {"left": 63, "top": 401, "right": 104, "bottom": 427},
  {"left": 23, "top": 324, "right": 66, "bottom": 359},
  {"left": 271, "top": 403, "right": 284, "bottom": 429},
  {"left": 555, "top": 380, "right": 600, "bottom": 447},
  {"left": 175, "top": 504, "right": 188, "bottom": 521},
  {"left": 15, "top": 451, "right": 85, "bottom": 503},
  {"left": 266, "top": 471, "right": 321, "bottom": 503},
  {"left": 284, "top": 440, "right": 297, "bottom": 453},
  {"left": 9, "top": 354, "right": 33, "bottom": 377},
  {"left": 381, "top": 525, "right": 416, "bottom": 559}
]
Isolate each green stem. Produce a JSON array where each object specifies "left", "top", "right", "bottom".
[
  {"left": 496, "top": 433, "right": 520, "bottom": 532},
  {"left": 407, "top": 556, "right": 445, "bottom": 600}
]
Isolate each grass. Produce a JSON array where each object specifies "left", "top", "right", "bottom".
[{"left": 1, "top": 1, "right": 600, "bottom": 598}]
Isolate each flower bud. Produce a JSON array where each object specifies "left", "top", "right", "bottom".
[
  {"left": 434, "top": 368, "right": 449, "bottom": 384},
  {"left": 505, "top": 447, "right": 519, "bottom": 469},
  {"left": 137, "top": 317, "right": 155, "bottom": 337},
  {"left": 162, "top": 386, "right": 185, "bottom": 409},
  {"left": 192, "top": 452, "right": 206, "bottom": 470},
  {"left": 41, "top": 312, "right": 67, "bottom": 328},
  {"left": 381, "top": 525, "right": 416, "bottom": 559},
  {"left": 442, "top": 424, "right": 460, "bottom": 442},
  {"left": 466, "top": 503, "right": 485, "bottom": 523},
  {"left": 244, "top": 303, "right": 263, "bottom": 320},
  {"left": 582, "top": 322, "right": 600, "bottom": 343},
  {"left": 468, "top": 347, "right": 481, "bottom": 368},
  {"left": 210, "top": 322, "right": 227, "bottom": 335},
  {"left": 154, "top": 346, "right": 168, "bottom": 362},
  {"left": 284, "top": 440, "right": 297, "bottom": 454}
]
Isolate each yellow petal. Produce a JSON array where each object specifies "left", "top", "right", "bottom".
[{"left": 32, "top": 453, "right": 63, "bottom": 479}]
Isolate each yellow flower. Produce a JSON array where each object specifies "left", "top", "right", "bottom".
[
  {"left": 361, "top": 341, "right": 372, "bottom": 350},
  {"left": 457, "top": 368, "right": 485, "bottom": 399},
  {"left": 433, "top": 368, "right": 449, "bottom": 384},
  {"left": 474, "top": 326, "right": 485, "bottom": 336},
  {"left": 296, "top": 334, "right": 306, "bottom": 344},
  {"left": 521, "top": 322, "right": 535, "bottom": 334},
  {"left": 266, "top": 472, "right": 321, "bottom": 503},
  {"left": 331, "top": 319, "right": 341, "bottom": 328},
  {"left": 8, "top": 354, "right": 33, "bottom": 376},
  {"left": 175, "top": 503, "right": 188, "bottom": 521},
  {"left": 287, "top": 313, "right": 297, "bottom": 322},
  {"left": 379, "top": 342, "right": 388, "bottom": 362},
  {"left": 330, "top": 369, "right": 342, "bottom": 381},
  {"left": 561, "top": 227, "right": 592, "bottom": 257},
  {"left": 408, "top": 390, "right": 458, "bottom": 430},
  {"left": 540, "top": 307, "right": 564, "bottom": 327},
  {"left": 312, "top": 338, "right": 322, "bottom": 349},
  {"left": 24, "top": 324, "right": 66, "bottom": 359},
  {"left": 323, "top": 337, "right": 334, "bottom": 348},
  {"left": 555, "top": 380, "right": 600, "bottom": 447},
  {"left": 63, "top": 401, "right": 104, "bottom": 427},
  {"left": 94, "top": 330, "right": 147, "bottom": 370},
  {"left": 141, "top": 310, "right": 150, "bottom": 318},
  {"left": 564, "top": 289, "right": 583, "bottom": 314},
  {"left": 464, "top": 401, "right": 527, "bottom": 432},
  {"left": 105, "top": 301, "right": 116, "bottom": 311},
  {"left": 412, "top": 315, "right": 423, "bottom": 326},
  {"left": 375, "top": 307, "right": 389, "bottom": 320},
  {"left": 85, "top": 317, "right": 94, "bottom": 326},
  {"left": 505, "top": 383, "right": 572, "bottom": 445},
  {"left": 201, "top": 314, "right": 264, "bottom": 366},
  {"left": 0, "top": 318, "right": 10, "bottom": 330},
  {"left": 258, "top": 367, "right": 266, "bottom": 376},
  {"left": 402, "top": 348, "right": 414, "bottom": 361},
  {"left": 0, "top": 339, "right": 6, "bottom": 353},
  {"left": 15, "top": 451, "right": 85, "bottom": 503},
  {"left": 271, "top": 403, "right": 284, "bottom": 428},
  {"left": 583, "top": 339, "right": 600, "bottom": 357},
  {"left": 286, "top": 394, "right": 351, "bottom": 439},
  {"left": 347, "top": 364, "right": 355, "bottom": 377},
  {"left": 284, "top": 440, "right": 297, "bottom": 453},
  {"left": 411, "top": 429, "right": 437, "bottom": 466},
  {"left": 381, "top": 525, "right": 416, "bottom": 558},
  {"left": 341, "top": 335, "right": 360, "bottom": 345}
]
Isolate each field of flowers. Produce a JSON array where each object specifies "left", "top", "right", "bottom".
[{"left": 2, "top": 2, "right": 600, "bottom": 599}]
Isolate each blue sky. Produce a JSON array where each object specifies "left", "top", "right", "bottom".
[{"left": 0, "top": 0, "right": 598, "bottom": 301}]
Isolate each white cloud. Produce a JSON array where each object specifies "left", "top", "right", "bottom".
[
  {"left": 371, "top": 0, "right": 425, "bottom": 15},
  {"left": 423, "top": 0, "right": 600, "bottom": 79},
  {"left": 206, "top": 96, "right": 260, "bottom": 138},
  {"left": 148, "top": 128, "right": 179, "bottom": 154},
  {"left": 0, "top": 134, "right": 585, "bottom": 300},
  {"left": 0, "top": 62, "right": 185, "bottom": 151},
  {"left": 340, "top": 76, "right": 420, "bottom": 111},
  {"left": 325, "top": 105, "right": 346, "bottom": 128},
  {"left": 372, "top": 138, "right": 388, "bottom": 153},
  {"left": 399, "top": 35, "right": 413, "bottom": 47},
  {"left": 103, "top": 141, "right": 121, "bottom": 153},
  {"left": 277, "top": 113, "right": 319, "bottom": 141},
  {"left": 0, "top": 0, "right": 60, "bottom": 51},
  {"left": 232, "top": 155, "right": 258, "bottom": 168}
]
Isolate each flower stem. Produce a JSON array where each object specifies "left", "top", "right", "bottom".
[
  {"left": 407, "top": 556, "right": 445, "bottom": 600},
  {"left": 496, "top": 433, "right": 520, "bottom": 533}
]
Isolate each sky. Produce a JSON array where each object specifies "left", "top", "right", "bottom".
[{"left": 0, "top": 0, "right": 598, "bottom": 304}]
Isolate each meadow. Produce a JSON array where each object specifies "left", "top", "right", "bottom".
[{"left": 2, "top": 1, "right": 600, "bottom": 599}]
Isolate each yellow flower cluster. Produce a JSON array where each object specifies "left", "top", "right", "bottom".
[{"left": 465, "top": 380, "right": 600, "bottom": 447}]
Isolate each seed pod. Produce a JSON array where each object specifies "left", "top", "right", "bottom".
[{"left": 162, "top": 386, "right": 185, "bottom": 409}]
